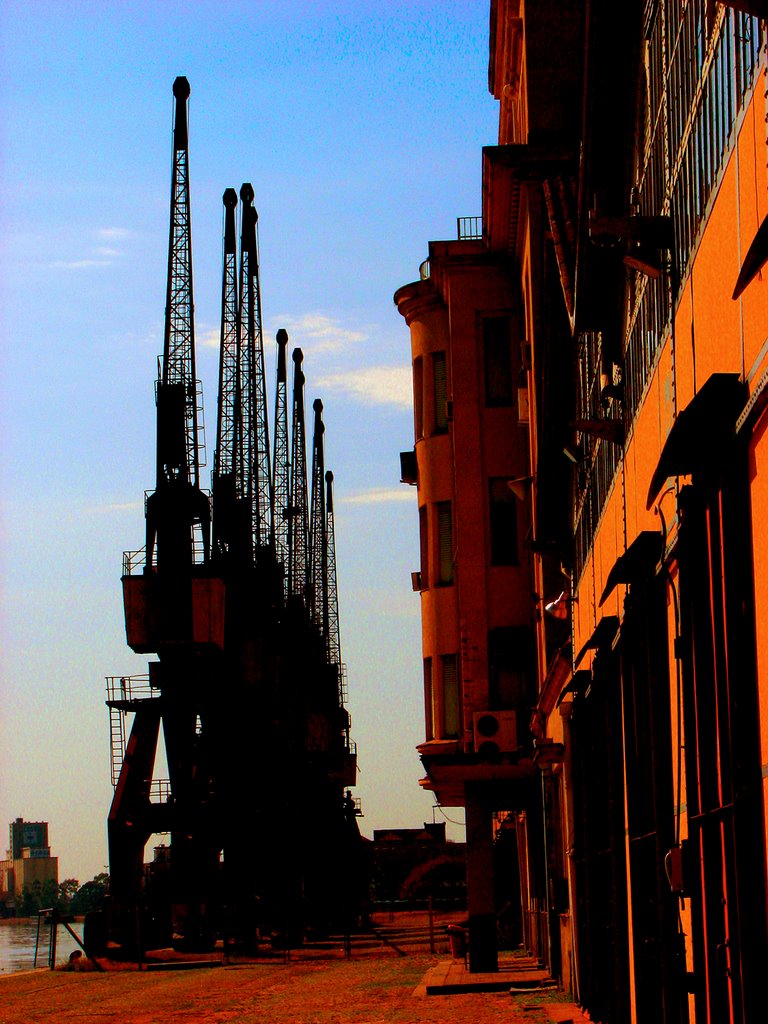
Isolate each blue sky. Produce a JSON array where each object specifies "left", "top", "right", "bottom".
[{"left": 0, "top": 1, "right": 498, "bottom": 882}]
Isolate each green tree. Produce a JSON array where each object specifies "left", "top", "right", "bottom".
[
  {"left": 40, "top": 877, "right": 61, "bottom": 910},
  {"left": 58, "top": 878, "right": 80, "bottom": 911},
  {"left": 19, "top": 879, "right": 43, "bottom": 916},
  {"left": 71, "top": 873, "right": 108, "bottom": 914}
]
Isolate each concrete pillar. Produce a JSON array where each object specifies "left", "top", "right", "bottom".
[{"left": 465, "top": 790, "right": 498, "bottom": 972}]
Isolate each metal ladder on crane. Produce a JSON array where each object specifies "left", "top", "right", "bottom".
[{"left": 105, "top": 674, "right": 153, "bottom": 786}]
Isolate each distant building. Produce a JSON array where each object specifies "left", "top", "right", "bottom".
[
  {"left": 371, "top": 822, "right": 465, "bottom": 905},
  {"left": 0, "top": 817, "right": 59, "bottom": 914}
]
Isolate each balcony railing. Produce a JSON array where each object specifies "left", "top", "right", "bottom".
[
  {"left": 457, "top": 216, "right": 482, "bottom": 240},
  {"left": 105, "top": 673, "right": 155, "bottom": 704}
]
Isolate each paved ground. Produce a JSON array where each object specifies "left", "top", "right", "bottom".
[
  {"left": 0, "top": 914, "right": 590, "bottom": 1024},
  {"left": 0, "top": 958, "right": 587, "bottom": 1024}
]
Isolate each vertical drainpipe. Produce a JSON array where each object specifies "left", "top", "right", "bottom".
[
  {"left": 559, "top": 700, "right": 581, "bottom": 1002},
  {"left": 540, "top": 766, "right": 555, "bottom": 976}
]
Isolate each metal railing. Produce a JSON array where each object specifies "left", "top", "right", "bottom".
[
  {"left": 457, "top": 216, "right": 482, "bottom": 240},
  {"left": 416, "top": 216, "right": 482, "bottom": 281},
  {"left": 149, "top": 779, "right": 172, "bottom": 804},
  {"left": 122, "top": 547, "right": 146, "bottom": 576},
  {"left": 338, "top": 662, "right": 349, "bottom": 705},
  {"left": 105, "top": 674, "right": 155, "bottom": 703}
]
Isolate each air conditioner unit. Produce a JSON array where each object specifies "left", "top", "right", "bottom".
[
  {"left": 473, "top": 710, "right": 517, "bottom": 755},
  {"left": 399, "top": 450, "right": 417, "bottom": 485}
]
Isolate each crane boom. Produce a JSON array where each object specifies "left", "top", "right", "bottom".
[
  {"left": 146, "top": 76, "right": 210, "bottom": 571},
  {"left": 239, "top": 184, "right": 273, "bottom": 558},
  {"left": 325, "top": 470, "right": 341, "bottom": 673},
  {"left": 273, "top": 329, "right": 290, "bottom": 594},
  {"left": 309, "top": 398, "right": 327, "bottom": 635},
  {"left": 158, "top": 76, "right": 200, "bottom": 487},
  {"left": 288, "top": 348, "right": 309, "bottom": 603},
  {"left": 212, "top": 188, "right": 242, "bottom": 562}
]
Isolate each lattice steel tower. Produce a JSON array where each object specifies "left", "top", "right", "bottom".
[
  {"left": 238, "top": 184, "right": 273, "bottom": 559},
  {"left": 212, "top": 187, "right": 244, "bottom": 563},
  {"left": 288, "top": 348, "right": 309, "bottom": 603},
  {"left": 145, "top": 75, "right": 210, "bottom": 572},
  {"left": 309, "top": 399, "right": 328, "bottom": 635},
  {"left": 273, "top": 329, "right": 290, "bottom": 594}
]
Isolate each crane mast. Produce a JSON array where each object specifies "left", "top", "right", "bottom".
[
  {"left": 146, "top": 76, "right": 209, "bottom": 571},
  {"left": 325, "top": 470, "right": 343, "bottom": 699},
  {"left": 288, "top": 348, "right": 309, "bottom": 604},
  {"left": 309, "top": 399, "right": 328, "bottom": 635},
  {"left": 159, "top": 76, "right": 200, "bottom": 486},
  {"left": 238, "top": 184, "right": 273, "bottom": 560},
  {"left": 273, "top": 329, "right": 290, "bottom": 595},
  {"left": 212, "top": 188, "right": 242, "bottom": 563}
]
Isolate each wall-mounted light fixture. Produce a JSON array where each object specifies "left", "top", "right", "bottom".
[
  {"left": 544, "top": 590, "right": 577, "bottom": 620},
  {"left": 563, "top": 443, "right": 581, "bottom": 464},
  {"left": 507, "top": 475, "right": 534, "bottom": 501}
]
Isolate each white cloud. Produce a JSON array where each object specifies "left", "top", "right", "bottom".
[
  {"left": 342, "top": 487, "right": 415, "bottom": 506},
  {"left": 97, "top": 227, "right": 133, "bottom": 240},
  {"left": 272, "top": 312, "right": 366, "bottom": 354},
  {"left": 316, "top": 365, "right": 412, "bottom": 409},
  {"left": 50, "top": 226, "right": 136, "bottom": 270},
  {"left": 87, "top": 501, "right": 144, "bottom": 515},
  {"left": 50, "top": 258, "right": 112, "bottom": 269},
  {"left": 199, "top": 326, "right": 220, "bottom": 349}
]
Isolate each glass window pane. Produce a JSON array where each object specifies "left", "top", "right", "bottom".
[
  {"left": 424, "top": 657, "right": 434, "bottom": 740},
  {"left": 433, "top": 352, "right": 448, "bottom": 433},
  {"left": 437, "top": 501, "right": 453, "bottom": 584},
  {"left": 419, "top": 505, "right": 429, "bottom": 589},
  {"left": 442, "top": 654, "right": 460, "bottom": 739},
  {"left": 413, "top": 356, "right": 423, "bottom": 440}
]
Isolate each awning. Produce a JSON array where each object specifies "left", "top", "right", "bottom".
[
  {"left": 574, "top": 615, "right": 620, "bottom": 669},
  {"left": 646, "top": 373, "right": 746, "bottom": 509},
  {"left": 598, "top": 530, "right": 663, "bottom": 606}
]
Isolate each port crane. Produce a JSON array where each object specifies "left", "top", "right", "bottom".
[{"left": 106, "top": 78, "right": 361, "bottom": 954}]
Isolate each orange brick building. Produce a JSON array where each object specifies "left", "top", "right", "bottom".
[{"left": 396, "top": 2, "right": 768, "bottom": 1020}]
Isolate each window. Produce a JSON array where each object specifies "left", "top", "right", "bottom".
[
  {"left": 488, "top": 626, "right": 531, "bottom": 708},
  {"left": 441, "top": 654, "right": 460, "bottom": 739},
  {"left": 424, "top": 657, "right": 434, "bottom": 740},
  {"left": 483, "top": 316, "right": 513, "bottom": 406},
  {"left": 436, "top": 501, "right": 453, "bottom": 585},
  {"left": 489, "top": 478, "right": 519, "bottom": 565},
  {"left": 419, "top": 505, "right": 429, "bottom": 589},
  {"left": 432, "top": 351, "right": 448, "bottom": 433},
  {"left": 413, "top": 356, "right": 423, "bottom": 440}
]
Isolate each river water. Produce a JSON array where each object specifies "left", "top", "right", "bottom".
[{"left": 0, "top": 920, "right": 84, "bottom": 974}]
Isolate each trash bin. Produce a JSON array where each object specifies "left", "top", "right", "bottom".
[{"left": 447, "top": 924, "right": 466, "bottom": 959}]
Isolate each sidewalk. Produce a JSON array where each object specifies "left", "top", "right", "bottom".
[{"left": 415, "top": 952, "right": 591, "bottom": 1023}]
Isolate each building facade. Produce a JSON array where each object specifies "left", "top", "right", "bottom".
[
  {"left": 0, "top": 818, "right": 59, "bottom": 914},
  {"left": 396, "top": 2, "right": 768, "bottom": 1021}
]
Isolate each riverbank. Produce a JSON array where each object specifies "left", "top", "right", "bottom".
[
  {"left": 0, "top": 917, "right": 83, "bottom": 974},
  {"left": 0, "top": 952, "right": 587, "bottom": 1024}
]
